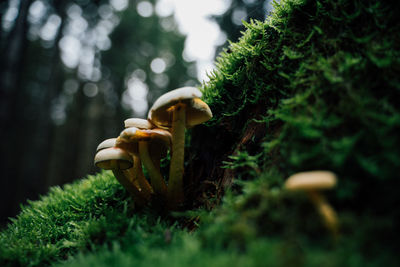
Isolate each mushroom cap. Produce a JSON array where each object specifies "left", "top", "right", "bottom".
[
  {"left": 96, "top": 138, "right": 117, "bottom": 152},
  {"left": 148, "top": 87, "right": 212, "bottom": 128},
  {"left": 94, "top": 147, "right": 133, "bottom": 170},
  {"left": 124, "top": 118, "right": 154, "bottom": 129},
  {"left": 285, "top": 171, "right": 337, "bottom": 191},
  {"left": 116, "top": 127, "right": 171, "bottom": 156}
]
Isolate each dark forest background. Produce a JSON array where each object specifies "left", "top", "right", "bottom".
[{"left": 0, "top": 0, "right": 271, "bottom": 225}]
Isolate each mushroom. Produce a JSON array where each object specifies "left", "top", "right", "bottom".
[
  {"left": 284, "top": 171, "right": 339, "bottom": 237},
  {"left": 94, "top": 146, "right": 147, "bottom": 207},
  {"left": 96, "top": 138, "right": 119, "bottom": 151},
  {"left": 117, "top": 127, "right": 171, "bottom": 199},
  {"left": 122, "top": 118, "right": 155, "bottom": 196},
  {"left": 148, "top": 87, "right": 212, "bottom": 209},
  {"left": 97, "top": 138, "right": 151, "bottom": 201}
]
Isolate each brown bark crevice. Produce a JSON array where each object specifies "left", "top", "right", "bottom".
[{"left": 184, "top": 103, "right": 269, "bottom": 210}]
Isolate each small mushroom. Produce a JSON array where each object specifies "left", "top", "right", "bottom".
[
  {"left": 284, "top": 171, "right": 339, "bottom": 237},
  {"left": 96, "top": 138, "right": 151, "bottom": 201},
  {"left": 96, "top": 138, "right": 118, "bottom": 152},
  {"left": 94, "top": 146, "right": 147, "bottom": 206},
  {"left": 122, "top": 118, "right": 155, "bottom": 196},
  {"left": 118, "top": 127, "right": 171, "bottom": 199},
  {"left": 148, "top": 87, "right": 212, "bottom": 209}
]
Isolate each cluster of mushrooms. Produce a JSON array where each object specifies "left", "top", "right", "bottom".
[
  {"left": 93, "top": 86, "right": 338, "bottom": 235},
  {"left": 94, "top": 86, "right": 212, "bottom": 210}
]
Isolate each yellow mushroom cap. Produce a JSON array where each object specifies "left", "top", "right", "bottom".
[
  {"left": 96, "top": 138, "right": 117, "bottom": 152},
  {"left": 119, "top": 127, "right": 147, "bottom": 142},
  {"left": 116, "top": 127, "right": 171, "bottom": 155},
  {"left": 94, "top": 147, "right": 133, "bottom": 170},
  {"left": 148, "top": 87, "right": 212, "bottom": 128},
  {"left": 285, "top": 171, "right": 337, "bottom": 191},
  {"left": 124, "top": 118, "right": 154, "bottom": 129}
]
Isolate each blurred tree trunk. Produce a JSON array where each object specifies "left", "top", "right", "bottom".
[
  {"left": 0, "top": 0, "right": 32, "bottom": 224},
  {"left": 0, "top": 0, "right": 32, "bottom": 138},
  {"left": 39, "top": 2, "right": 67, "bottom": 188}
]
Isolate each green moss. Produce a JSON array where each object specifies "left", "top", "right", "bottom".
[
  {"left": 12, "top": 172, "right": 394, "bottom": 267},
  {"left": 203, "top": 0, "right": 400, "bottom": 216},
  {"left": 1, "top": 0, "right": 400, "bottom": 266},
  {"left": 0, "top": 171, "right": 176, "bottom": 266},
  {"left": 201, "top": 0, "right": 400, "bottom": 263}
]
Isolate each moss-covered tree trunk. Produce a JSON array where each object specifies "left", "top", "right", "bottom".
[
  {"left": 1, "top": 1, "right": 400, "bottom": 266},
  {"left": 185, "top": 0, "right": 400, "bottom": 242}
]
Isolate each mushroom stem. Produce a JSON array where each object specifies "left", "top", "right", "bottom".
[
  {"left": 152, "top": 151, "right": 162, "bottom": 172},
  {"left": 112, "top": 169, "right": 147, "bottom": 207},
  {"left": 131, "top": 155, "right": 153, "bottom": 199},
  {"left": 124, "top": 161, "right": 151, "bottom": 201},
  {"left": 126, "top": 168, "right": 141, "bottom": 189},
  {"left": 167, "top": 103, "right": 186, "bottom": 209},
  {"left": 307, "top": 191, "right": 339, "bottom": 237},
  {"left": 139, "top": 141, "right": 167, "bottom": 198}
]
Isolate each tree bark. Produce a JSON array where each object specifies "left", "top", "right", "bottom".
[
  {"left": 185, "top": 104, "right": 268, "bottom": 209},
  {"left": 0, "top": 0, "right": 33, "bottom": 225}
]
